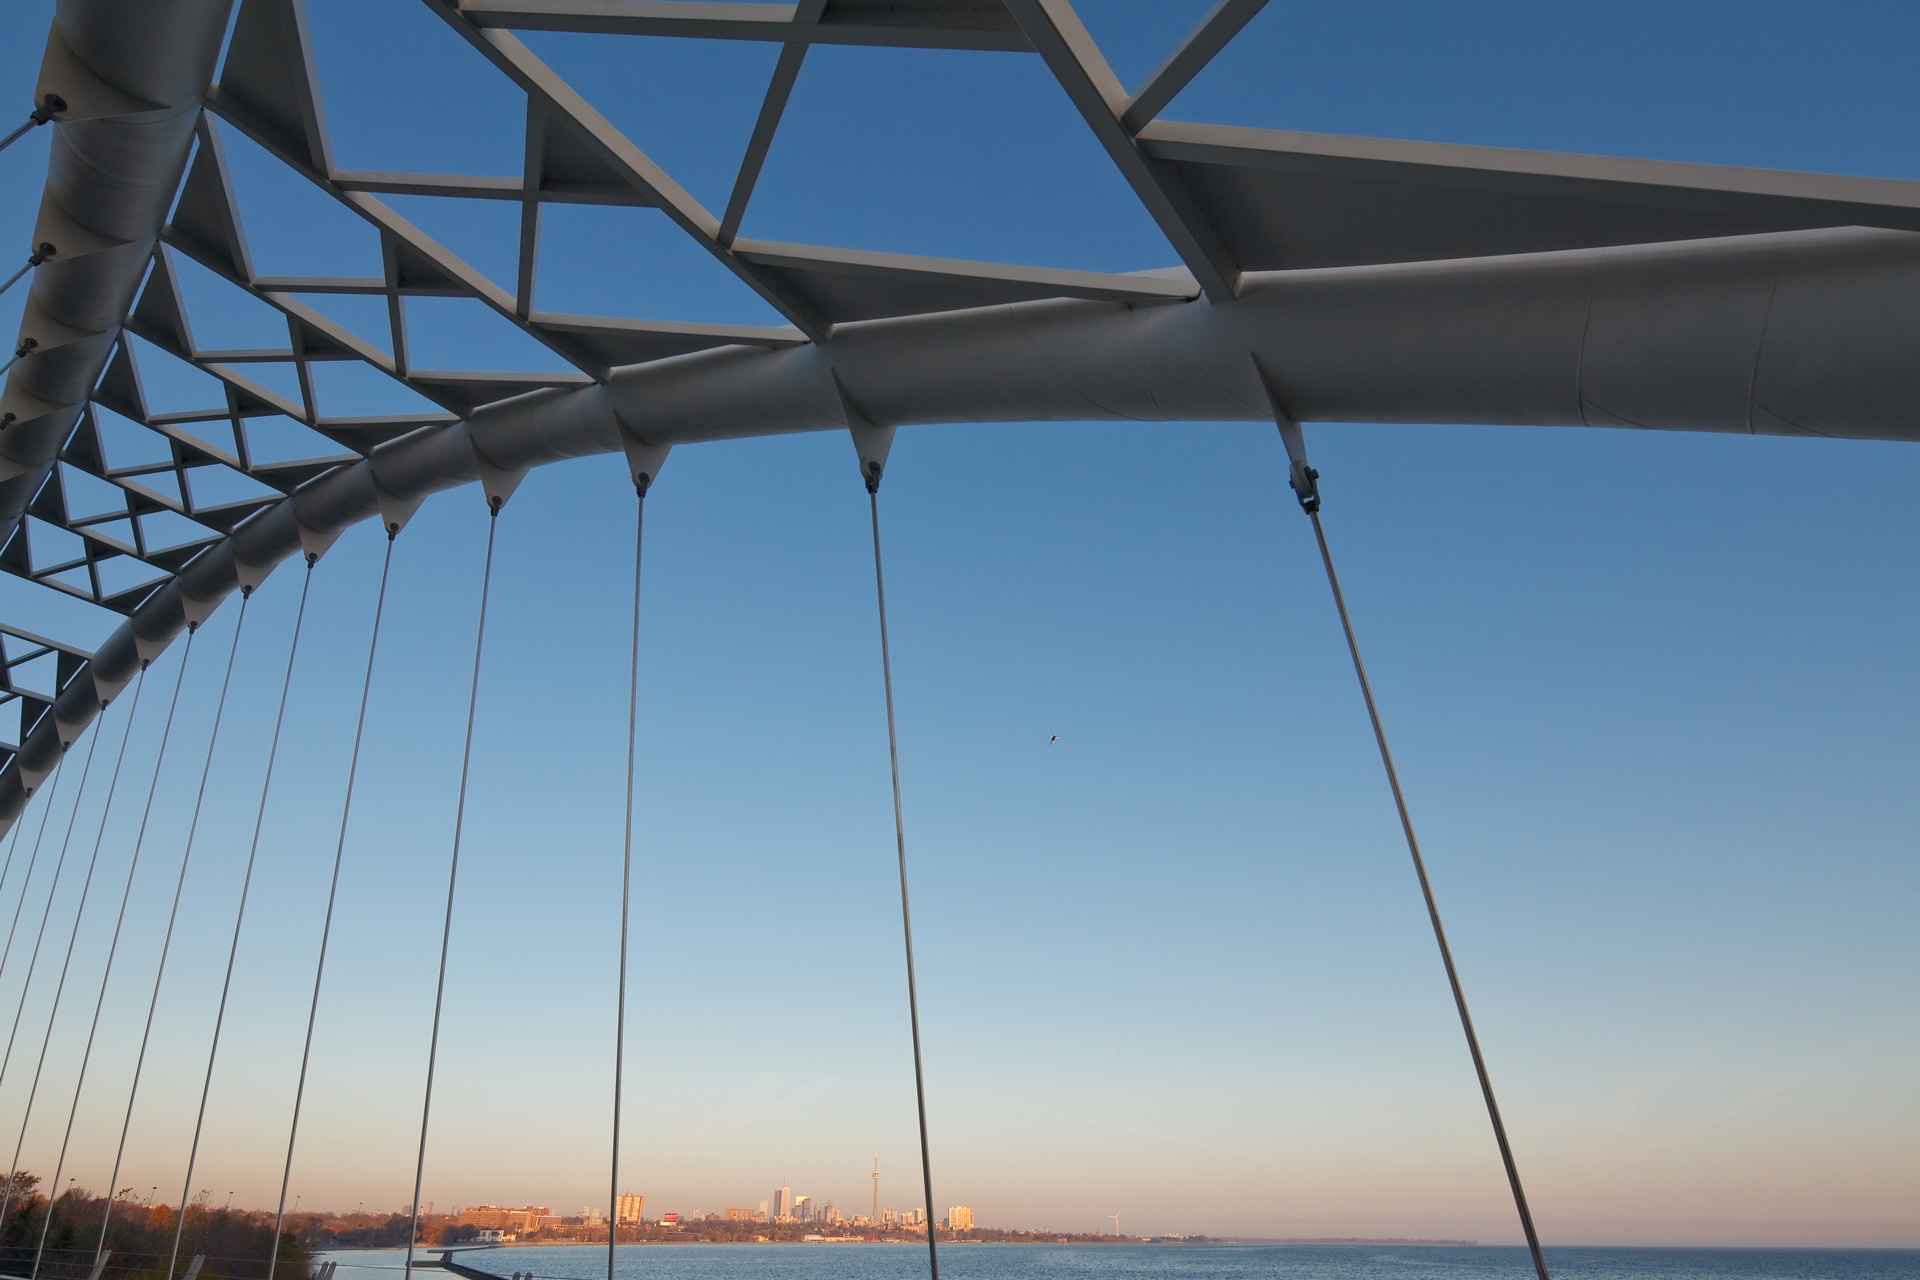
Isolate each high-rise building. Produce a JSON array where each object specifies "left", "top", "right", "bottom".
[
  {"left": 772, "top": 1187, "right": 791, "bottom": 1220},
  {"left": 614, "top": 1194, "right": 643, "bottom": 1224},
  {"left": 793, "top": 1195, "right": 810, "bottom": 1221},
  {"left": 725, "top": 1208, "right": 751, "bottom": 1223},
  {"left": 946, "top": 1207, "right": 972, "bottom": 1232},
  {"left": 757, "top": 1200, "right": 769, "bottom": 1220}
]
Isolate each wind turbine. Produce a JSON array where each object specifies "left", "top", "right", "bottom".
[{"left": 1109, "top": 1211, "right": 1120, "bottom": 1238}]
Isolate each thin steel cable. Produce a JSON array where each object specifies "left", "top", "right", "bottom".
[
  {"left": 0, "top": 727, "right": 104, "bottom": 1225},
  {"left": 0, "top": 790, "right": 43, "bottom": 986},
  {"left": 32, "top": 669, "right": 149, "bottom": 1280},
  {"left": 91, "top": 641, "right": 195, "bottom": 1256},
  {"left": 0, "top": 338, "right": 39, "bottom": 379},
  {"left": 0, "top": 754, "right": 70, "bottom": 1002},
  {"left": 0, "top": 817, "right": 29, "bottom": 926},
  {"left": 0, "top": 245, "right": 51, "bottom": 300},
  {"left": 1303, "top": 507, "right": 1551, "bottom": 1280},
  {"left": 91, "top": 641, "right": 194, "bottom": 1257},
  {"left": 866, "top": 484, "right": 939, "bottom": 1280},
  {"left": 0, "top": 701, "right": 118, "bottom": 1234},
  {"left": 0, "top": 749, "right": 79, "bottom": 1098},
  {"left": 0, "top": 113, "right": 50, "bottom": 154},
  {"left": 166, "top": 568, "right": 312, "bottom": 1280},
  {"left": 607, "top": 484, "right": 646, "bottom": 1280},
  {"left": 98, "top": 603, "right": 247, "bottom": 1255},
  {"left": 404, "top": 502, "right": 501, "bottom": 1276},
  {"left": 268, "top": 538, "right": 395, "bottom": 1280}
]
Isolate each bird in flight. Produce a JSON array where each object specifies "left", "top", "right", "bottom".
[{"left": 1049, "top": 735, "right": 1058, "bottom": 745}]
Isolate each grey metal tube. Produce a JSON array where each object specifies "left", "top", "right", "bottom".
[
  {"left": 4, "top": 223, "right": 1919, "bottom": 828},
  {"left": 2, "top": 0, "right": 235, "bottom": 505},
  {"left": 0, "top": 0, "right": 234, "bottom": 795}
]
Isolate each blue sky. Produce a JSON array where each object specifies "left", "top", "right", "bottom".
[{"left": 0, "top": 0, "right": 1915, "bottom": 1249}]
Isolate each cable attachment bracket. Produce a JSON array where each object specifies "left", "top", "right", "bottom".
[
  {"left": 0, "top": 96, "right": 64, "bottom": 156},
  {"left": 1279, "top": 417, "right": 1320, "bottom": 514},
  {"left": 1251, "top": 354, "right": 1320, "bottom": 513},
  {"left": 833, "top": 369, "right": 895, "bottom": 495},
  {"left": 615, "top": 424, "right": 671, "bottom": 502}
]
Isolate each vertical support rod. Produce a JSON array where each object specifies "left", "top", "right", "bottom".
[
  {"left": 0, "top": 756, "right": 69, "bottom": 1028},
  {"left": 0, "top": 750, "right": 72, "bottom": 1116},
  {"left": 269, "top": 537, "right": 395, "bottom": 1280},
  {"left": 95, "top": 633, "right": 199, "bottom": 1259},
  {"left": 608, "top": 483, "right": 647, "bottom": 1280},
  {"left": 1304, "top": 508, "right": 1550, "bottom": 1280},
  {"left": 168, "top": 567, "right": 311, "bottom": 1280},
  {"left": 406, "top": 500, "right": 501, "bottom": 1276},
  {"left": 0, "top": 790, "right": 33, "bottom": 926},
  {"left": 866, "top": 487, "right": 939, "bottom": 1280},
  {"left": 33, "top": 670, "right": 148, "bottom": 1280},
  {"left": 0, "top": 716, "right": 109, "bottom": 1230}
]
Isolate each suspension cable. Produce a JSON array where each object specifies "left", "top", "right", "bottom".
[
  {"left": 165, "top": 567, "right": 312, "bottom": 1280},
  {"left": 94, "top": 638, "right": 197, "bottom": 1257},
  {"left": 0, "top": 97, "right": 63, "bottom": 155},
  {"left": 268, "top": 538, "right": 395, "bottom": 1280},
  {"left": 0, "top": 789, "right": 31, "bottom": 904},
  {"left": 606, "top": 480, "right": 648, "bottom": 1280},
  {"left": 98, "top": 601, "right": 247, "bottom": 1254},
  {"left": 0, "top": 724, "right": 105, "bottom": 1226},
  {"left": 0, "top": 752, "right": 70, "bottom": 1000},
  {"left": 404, "top": 500, "right": 501, "bottom": 1276},
  {"left": 0, "top": 244, "right": 55, "bottom": 301},
  {"left": 1284, "top": 459, "right": 1551, "bottom": 1280},
  {"left": 31, "top": 670, "right": 148, "bottom": 1280},
  {"left": 864, "top": 473, "right": 940, "bottom": 1280},
  {"left": 0, "top": 700, "right": 119, "bottom": 1233},
  {"left": 0, "top": 338, "right": 40, "bottom": 379}
]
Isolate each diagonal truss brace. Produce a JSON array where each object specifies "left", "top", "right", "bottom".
[{"left": 1003, "top": 0, "right": 1245, "bottom": 300}]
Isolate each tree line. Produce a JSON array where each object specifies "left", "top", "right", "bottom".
[{"left": 0, "top": 1174, "right": 312, "bottom": 1280}]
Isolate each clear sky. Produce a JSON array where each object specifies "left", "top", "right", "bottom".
[{"left": 0, "top": 0, "right": 1915, "bottom": 1251}]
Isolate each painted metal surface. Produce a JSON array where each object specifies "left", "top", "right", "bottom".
[{"left": 2, "top": 0, "right": 1919, "bottom": 825}]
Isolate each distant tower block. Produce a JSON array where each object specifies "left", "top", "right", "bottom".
[{"left": 871, "top": 1148, "right": 879, "bottom": 1224}]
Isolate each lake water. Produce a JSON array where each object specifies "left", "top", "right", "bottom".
[{"left": 318, "top": 1243, "right": 1920, "bottom": 1280}]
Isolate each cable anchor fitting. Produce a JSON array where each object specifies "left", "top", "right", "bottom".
[
  {"left": 1289, "top": 460, "right": 1320, "bottom": 514},
  {"left": 1251, "top": 355, "right": 1321, "bottom": 514},
  {"left": 1273, "top": 412, "right": 1320, "bottom": 514}
]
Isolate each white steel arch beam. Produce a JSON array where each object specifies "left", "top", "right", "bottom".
[
  {"left": 4, "top": 217, "right": 1919, "bottom": 828},
  {"left": 6, "top": 0, "right": 1920, "bottom": 829},
  {"left": 1, "top": 0, "right": 236, "bottom": 535}
]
